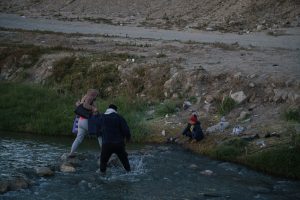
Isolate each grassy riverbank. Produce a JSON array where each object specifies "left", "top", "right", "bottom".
[
  {"left": 0, "top": 82, "right": 150, "bottom": 142},
  {"left": 1, "top": 82, "right": 299, "bottom": 179}
]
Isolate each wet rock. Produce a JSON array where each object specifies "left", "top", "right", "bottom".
[
  {"left": 183, "top": 101, "right": 192, "bottom": 110},
  {"left": 206, "top": 121, "right": 229, "bottom": 134},
  {"left": 107, "top": 155, "right": 122, "bottom": 167},
  {"left": 35, "top": 167, "right": 54, "bottom": 177},
  {"left": 200, "top": 170, "right": 214, "bottom": 176},
  {"left": 230, "top": 91, "right": 247, "bottom": 104},
  {"left": 60, "top": 163, "right": 76, "bottom": 173},
  {"left": 60, "top": 153, "right": 81, "bottom": 166},
  {"left": 248, "top": 186, "right": 271, "bottom": 193},
  {"left": 189, "top": 164, "right": 198, "bottom": 169},
  {"left": 8, "top": 177, "right": 30, "bottom": 191},
  {"left": 0, "top": 180, "right": 9, "bottom": 194}
]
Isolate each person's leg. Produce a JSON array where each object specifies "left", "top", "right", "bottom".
[
  {"left": 70, "top": 118, "right": 88, "bottom": 155},
  {"left": 115, "top": 144, "right": 131, "bottom": 172},
  {"left": 97, "top": 136, "right": 102, "bottom": 149},
  {"left": 100, "top": 144, "right": 113, "bottom": 172}
]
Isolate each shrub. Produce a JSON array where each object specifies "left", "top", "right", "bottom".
[
  {"left": 211, "top": 138, "right": 247, "bottom": 160},
  {"left": 244, "top": 145, "right": 300, "bottom": 179},
  {"left": 155, "top": 100, "right": 179, "bottom": 117},
  {"left": 0, "top": 82, "right": 74, "bottom": 135},
  {"left": 284, "top": 108, "right": 300, "bottom": 123},
  {"left": 217, "top": 96, "right": 236, "bottom": 115}
]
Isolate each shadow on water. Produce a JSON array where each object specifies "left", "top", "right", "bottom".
[{"left": 1, "top": 131, "right": 300, "bottom": 200}]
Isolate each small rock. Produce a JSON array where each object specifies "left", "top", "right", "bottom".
[
  {"left": 256, "top": 24, "right": 263, "bottom": 31},
  {"left": 206, "top": 27, "right": 215, "bottom": 31},
  {"left": 35, "top": 167, "right": 54, "bottom": 177},
  {"left": 237, "top": 111, "right": 250, "bottom": 121},
  {"left": 146, "top": 110, "right": 155, "bottom": 116},
  {"left": 234, "top": 72, "right": 242, "bottom": 79},
  {"left": 256, "top": 140, "right": 266, "bottom": 148},
  {"left": 249, "top": 82, "right": 255, "bottom": 88},
  {"left": 248, "top": 104, "right": 256, "bottom": 111},
  {"left": 200, "top": 170, "right": 214, "bottom": 176},
  {"left": 161, "top": 130, "right": 166, "bottom": 136},
  {"left": 273, "top": 89, "right": 288, "bottom": 102},
  {"left": 60, "top": 163, "right": 76, "bottom": 173},
  {"left": 230, "top": 91, "right": 247, "bottom": 104},
  {"left": 205, "top": 95, "right": 214, "bottom": 103},
  {"left": 189, "top": 164, "right": 198, "bottom": 169},
  {"left": 249, "top": 74, "right": 257, "bottom": 79}
]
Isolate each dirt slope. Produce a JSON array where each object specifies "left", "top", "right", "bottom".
[{"left": 1, "top": 0, "right": 299, "bottom": 32}]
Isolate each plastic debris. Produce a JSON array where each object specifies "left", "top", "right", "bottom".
[{"left": 231, "top": 125, "right": 245, "bottom": 135}]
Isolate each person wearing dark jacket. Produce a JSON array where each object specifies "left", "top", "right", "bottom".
[
  {"left": 96, "top": 104, "right": 131, "bottom": 173},
  {"left": 182, "top": 114, "right": 204, "bottom": 141}
]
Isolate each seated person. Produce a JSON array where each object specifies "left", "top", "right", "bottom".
[{"left": 170, "top": 114, "right": 204, "bottom": 142}]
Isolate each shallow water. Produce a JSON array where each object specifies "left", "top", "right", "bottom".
[{"left": 1, "top": 132, "right": 300, "bottom": 200}]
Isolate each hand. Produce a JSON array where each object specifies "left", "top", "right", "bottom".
[{"left": 92, "top": 107, "right": 98, "bottom": 113}]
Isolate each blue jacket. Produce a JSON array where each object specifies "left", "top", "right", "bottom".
[
  {"left": 182, "top": 122, "right": 204, "bottom": 141},
  {"left": 88, "top": 113, "right": 131, "bottom": 144}
]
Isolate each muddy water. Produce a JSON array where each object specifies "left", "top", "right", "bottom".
[
  {"left": 0, "top": 13, "right": 300, "bottom": 49},
  {"left": 1, "top": 132, "right": 300, "bottom": 200}
]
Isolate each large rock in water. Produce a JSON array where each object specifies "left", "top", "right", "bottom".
[
  {"left": 60, "top": 163, "right": 76, "bottom": 173},
  {"left": 230, "top": 91, "right": 247, "bottom": 104},
  {"left": 35, "top": 167, "right": 54, "bottom": 177},
  {"left": 8, "top": 177, "right": 30, "bottom": 191},
  {"left": 0, "top": 180, "right": 9, "bottom": 194}
]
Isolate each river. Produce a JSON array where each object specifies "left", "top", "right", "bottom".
[{"left": 0, "top": 131, "right": 300, "bottom": 200}]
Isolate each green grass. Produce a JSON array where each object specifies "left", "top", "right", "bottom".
[
  {"left": 243, "top": 145, "right": 300, "bottom": 179},
  {"left": 155, "top": 100, "right": 179, "bottom": 117},
  {"left": 284, "top": 108, "right": 300, "bottom": 123},
  {"left": 211, "top": 138, "right": 248, "bottom": 160},
  {"left": 0, "top": 82, "right": 74, "bottom": 135},
  {"left": 0, "top": 82, "right": 150, "bottom": 142},
  {"left": 217, "top": 96, "right": 236, "bottom": 116},
  {"left": 49, "top": 55, "right": 121, "bottom": 97}
]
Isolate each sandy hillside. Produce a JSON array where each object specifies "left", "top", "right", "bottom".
[{"left": 0, "top": 0, "right": 299, "bottom": 32}]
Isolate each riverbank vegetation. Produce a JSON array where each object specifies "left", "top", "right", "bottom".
[{"left": 1, "top": 82, "right": 299, "bottom": 179}]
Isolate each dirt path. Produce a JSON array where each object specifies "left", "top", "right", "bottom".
[{"left": 1, "top": 13, "right": 300, "bottom": 50}]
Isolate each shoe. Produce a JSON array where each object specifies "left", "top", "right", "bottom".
[{"left": 68, "top": 153, "right": 76, "bottom": 158}]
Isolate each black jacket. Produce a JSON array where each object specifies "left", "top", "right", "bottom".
[
  {"left": 182, "top": 121, "right": 204, "bottom": 141},
  {"left": 89, "top": 113, "right": 131, "bottom": 144}
]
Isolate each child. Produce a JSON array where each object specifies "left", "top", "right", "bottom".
[{"left": 169, "top": 114, "right": 204, "bottom": 143}]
